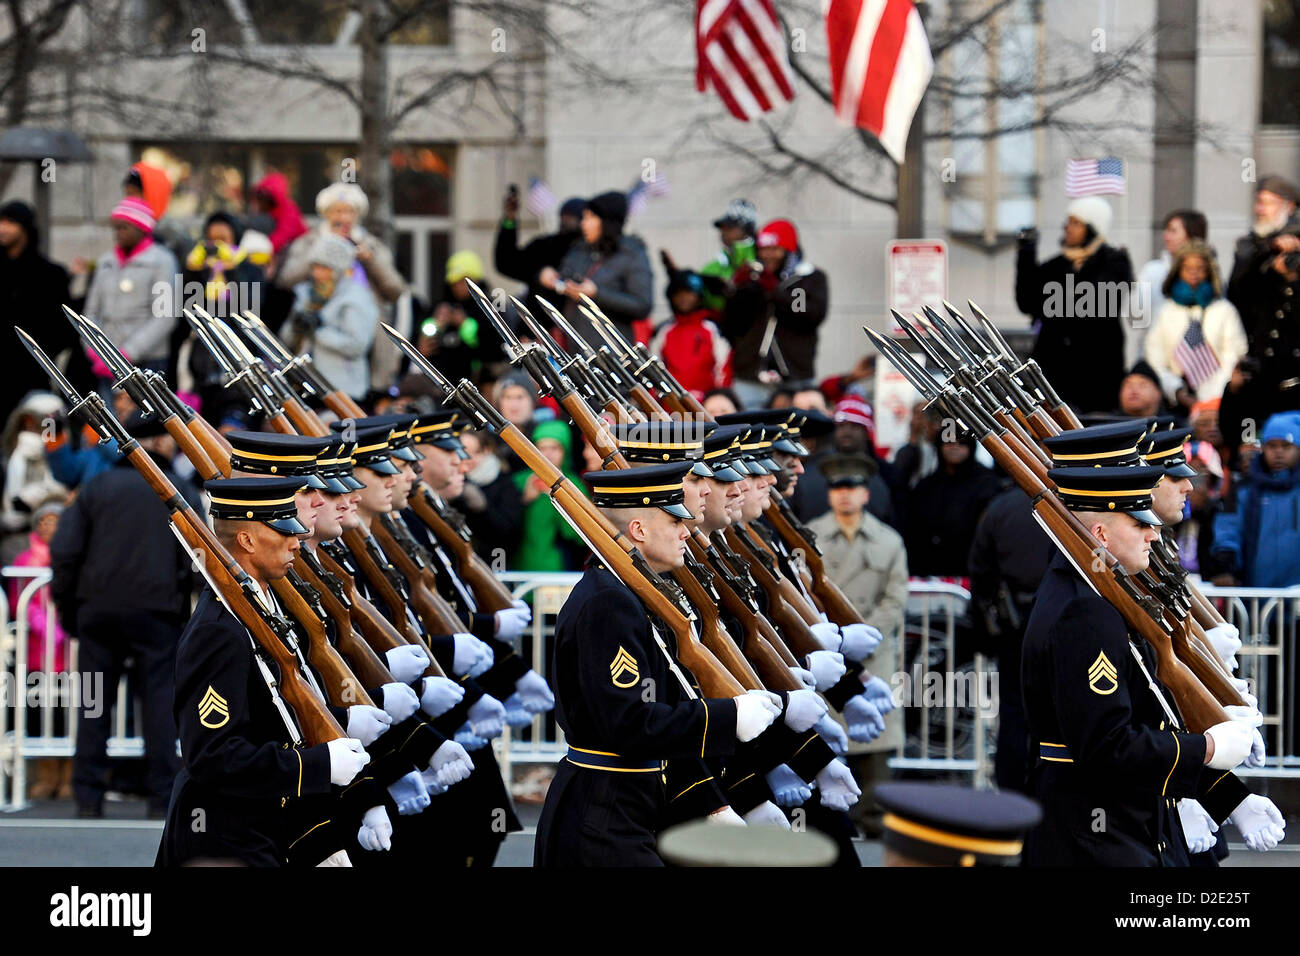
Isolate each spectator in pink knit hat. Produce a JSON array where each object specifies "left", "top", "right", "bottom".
[{"left": 83, "top": 196, "right": 179, "bottom": 382}]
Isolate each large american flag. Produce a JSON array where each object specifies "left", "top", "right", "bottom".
[
  {"left": 825, "top": 0, "right": 933, "bottom": 164},
  {"left": 1066, "top": 157, "right": 1126, "bottom": 197},
  {"left": 695, "top": 0, "right": 797, "bottom": 122},
  {"left": 1173, "top": 315, "right": 1220, "bottom": 391}
]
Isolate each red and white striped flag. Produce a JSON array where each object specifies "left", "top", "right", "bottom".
[
  {"left": 1173, "top": 315, "right": 1220, "bottom": 392},
  {"left": 696, "top": 0, "right": 797, "bottom": 121},
  {"left": 825, "top": 0, "right": 933, "bottom": 164}
]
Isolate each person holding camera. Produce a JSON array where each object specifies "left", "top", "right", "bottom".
[
  {"left": 1015, "top": 197, "right": 1133, "bottom": 416},
  {"left": 1224, "top": 176, "right": 1300, "bottom": 443},
  {"left": 281, "top": 234, "right": 378, "bottom": 401}
]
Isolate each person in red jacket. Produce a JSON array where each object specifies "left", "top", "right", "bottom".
[{"left": 649, "top": 270, "right": 732, "bottom": 399}]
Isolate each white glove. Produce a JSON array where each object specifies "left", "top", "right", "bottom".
[
  {"left": 345, "top": 705, "right": 393, "bottom": 746},
  {"left": 386, "top": 770, "right": 431, "bottom": 815},
  {"left": 744, "top": 800, "right": 792, "bottom": 828},
  {"left": 452, "top": 633, "right": 493, "bottom": 677},
  {"left": 316, "top": 849, "right": 352, "bottom": 867},
  {"left": 494, "top": 607, "right": 531, "bottom": 642},
  {"left": 844, "top": 694, "right": 886, "bottom": 743},
  {"left": 814, "top": 713, "right": 849, "bottom": 755},
  {"left": 327, "top": 737, "right": 370, "bottom": 786},
  {"left": 809, "top": 621, "right": 842, "bottom": 651},
  {"left": 379, "top": 682, "right": 420, "bottom": 723},
  {"left": 782, "top": 688, "right": 829, "bottom": 733},
  {"left": 384, "top": 644, "right": 430, "bottom": 683},
  {"left": 804, "top": 650, "right": 847, "bottom": 692},
  {"left": 765, "top": 763, "right": 812, "bottom": 808},
  {"left": 502, "top": 693, "right": 534, "bottom": 728},
  {"left": 1205, "top": 720, "right": 1254, "bottom": 770},
  {"left": 733, "top": 689, "right": 782, "bottom": 742},
  {"left": 429, "top": 739, "right": 474, "bottom": 787},
  {"left": 514, "top": 669, "right": 555, "bottom": 713},
  {"left": 1225, "top": 706, "right": 1268, "bottom": 768},
  {"left": 789, "top": 666, "right": 817, "bottom": 690},
  {"left": 1229, "top": 794, "right": 1286, "bottom": 851},
  {"left": 1229, "top": 676, "right": 1256, "bottom": 709},
  {"left": 1205, "top": 623, "right": 1241, "bottom": 672},
  {"left": 357, "top": 805, "right": 393, "bottom": 852},
  {"left": 454, "top": 726, "right": 491, "bottom": 751},
  {"left": 838, "top": 623, "right": 883, "bottom": 662},
  {"left": 706, "top": 806, "right": 746, "bottom": 826},
  {"left": 467, "top": 694, "right": 506, "bottom": 738},
  {"left": 861, "top": 674, "right": 897, "bottom": 714},
  {"left": 1176, "top": 799, "right": 1218, "bottom": 855},
  {"left": 815, "top": 759, "right": 862, "bottom": 811},
  {"left": 419, "top": 676, "right": 465, "bottom": 718}
]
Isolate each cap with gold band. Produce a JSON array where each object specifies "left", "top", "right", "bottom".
[
  {"left": 612, "top": 420, "right": 716, "bottom": 477},
  {"left": 583, "top": 460, "right": 695, "bottom": 519},
  {"left": 349, "top": 425, "right": 401, "bottom": 476},
  {"left": 738, "top": 424, "right": 782, "bottom": 474},
  {"left": 874, "top": 782, "right": 1041, "bottom": 867},
  {"left": 331, "top": 414, "right": 423, "bottom": 462},
  {"left": 1048, "top": 465, "right": 1166, "bottom": 526},
  {"left": 715, "top": 409, "right": 809, "bottom": 456},
  {"left": 314, "top": 438, "right": 361, "bottom": 494},
  {"left": 1139, "top": 424, "right": 1197, "bottom": 479},
  {"left": 1042, "top": 420, "right": 1147, "bottom": 468},
  {"left": 206, "top": 476, "right": 310, "bottom": 536},
  {"left": 699, "top": 425, "right": 748, "bottom": 482},
  {"left": 410, "top": 410, "right": 469, "bottom": 460},
  {"left": 818, "top": 453, "right": 877, "bottom": 488},
  {"left": 226, "top": 431, "right": 331, "bottom": 491}
]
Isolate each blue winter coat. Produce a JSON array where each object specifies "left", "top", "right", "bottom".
[{"left": 1211, "top": 457, "right": 1300, "bottom": 588}]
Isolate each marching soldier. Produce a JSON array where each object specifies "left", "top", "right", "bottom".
[
  {"left": 158, "top": 476, "right": 376, "bottom": 867},
  {"left": 1021, "top": 462, "right": 1257, "bottom": 865},
  {"left": 535, "top": 461, "right": 786, "bottom": 866}
]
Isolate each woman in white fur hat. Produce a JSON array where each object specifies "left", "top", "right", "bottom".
[{"left": 1015, "top": 196, "right": 1135, "bottom": 415}]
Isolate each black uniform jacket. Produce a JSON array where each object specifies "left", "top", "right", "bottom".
[
  {"left": 1021, "top": 553, "right": 1249, "bottom": 866},
  {"left": 158, "top": 587, "right": 333, "bottom": 866},
  {"left": 535, "top": 564, "right": 739, "bottom": 866}
]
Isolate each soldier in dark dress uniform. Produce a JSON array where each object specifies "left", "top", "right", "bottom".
[
  {"left": 1021, "top": 464, "right": 1257, "bottom": 866},
  {"left": 158, "top": 477, "right": 373, "bottom": 866},
  {"left": 535, "top": 460, "right": 785, "bottom": 866}
]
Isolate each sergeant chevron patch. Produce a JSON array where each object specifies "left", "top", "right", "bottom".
[
  {"left": 610, "top": 646, "right": 640, "bottom": 688},
  {"left": 199, "top": 685, "right": 230, "bottom": 728},
  {"left": 1088, "top": 651, "right": 1118, "bottom": 696}
]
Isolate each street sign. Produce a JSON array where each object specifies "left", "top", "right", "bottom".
[{"left": 886, "top": 240, "right": 947, "bottom": 331}]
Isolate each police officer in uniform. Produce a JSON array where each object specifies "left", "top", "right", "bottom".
[
  {"left": 158, "top": 476, "right": 373, "bottom": 866},
  {"left": 535, "top": 460, "right": 785, "bottom": 866},
  {"left": 1021, "top": 464, "right": 1257, "bottom": 866}
]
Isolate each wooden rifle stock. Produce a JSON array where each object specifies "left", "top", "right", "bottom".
[
  {"left": 370, "top": 517, "right": 466, "bottom": 636},
  {"left": 761, "top": 495, "right": 864, "bottom": 627},
  {"left": 293, "top": 553, "right": 405, "bottom": 688},
  {"left": 407, "top": 487, "right": 514, "bottom": 612},
  {"left": 723, "top": 527, "right": 825, "bottom": 659},
  {"left": 340, "top": 527, "right": 421, "bottom": 644},
  {"left": 271, "top": 573, "right": 376, "bottom": 708}
]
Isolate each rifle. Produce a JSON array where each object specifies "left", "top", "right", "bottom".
[
  {"left": 867, "top": 324, "right": 1235, "bottom": 730},
  {"left": 382, "top": 322, "right": 746, "bottom": 698},
  {"left": 369, "top": 514, "right": 468, "bottom": 637},
  {"left": 17, "top": 327, "right": 346, "bottom": 746},
  {"left": 236, "top": 310, "right": 366, "bottom": 422},
  {"left": 406, "top": 486, "right": 515, "bottom": 613}
]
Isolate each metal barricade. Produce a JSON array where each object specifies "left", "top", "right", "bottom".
[
  {"left": 1, "top": 567, "right": 145, "bottom": 812},
  {"left": 888, "top": 580, "right": 996, "bottom": 787},
  {"left": 1198, "top": 582, "right": 1300, "bottom": 778}
]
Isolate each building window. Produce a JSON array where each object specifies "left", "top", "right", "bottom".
[
  {"left": 1262, "top": 0, "right": 1300, "bottom": 126},
  {"left": 138, "top": 0, "right": 448, "bottom": 49},
  {"left": 938, "top": 0, "right": 1041, "bottom": 248}
]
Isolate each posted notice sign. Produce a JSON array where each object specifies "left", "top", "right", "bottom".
[{"left": 886, "top": 240, "right": 947, "bottom": 331}]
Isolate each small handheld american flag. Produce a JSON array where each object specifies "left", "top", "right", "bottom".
[
  {"left": 1173, "top": 314, "right": 1220, "bottom": 392},
  {"left": 627, "top": 172, "right": 671, "bottom": 218},
  {"left": 1066, "top": 157, "right": 1125, "bottom": 198},
  {"left": 526, "top": 176, "right": 556, "bottom": 217}
]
